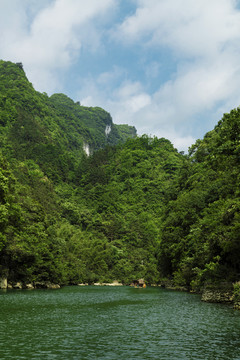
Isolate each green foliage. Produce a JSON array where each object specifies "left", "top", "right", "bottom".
[
  {"left": 114, "top": 124, "right": 137, "bottom": 142},
  {"left": 76, "top": 135, "right": 183, "bottom": 283},
  {"left": 0, "top": 60, "right": 139, "bottom": 284},
  {"left": 1, "top": 59, "right": 240, "bottom": 289},
  {"left": 233, "top": 281, "right": 240, "bottom": 302},
  {"left": 158, "top": 106, "right": 240, "bottom": 289}
]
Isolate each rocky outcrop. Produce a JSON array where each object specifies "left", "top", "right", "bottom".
[
  {"left": 201, "top": 289, "right": 233, "bottom": 303},
  {"left": 83, "top": 143, "right": 90, "bottom": 156},
  {"left": 106, "top": 280, "right": 123, "bottom": 286},
  {"left": 105, "top": 124, "right": 111, "bottom": 136},
  {"left": 234, "top": 301, "right": 240, "bottom": 310},
  {"left": 46, "top": 283, "right": 60, "bottom": 289},
  {"left": 201, "top": 283, "right": 233, "bottom": 304},
  {"left": 232, "top": 281, "right": 240, "bottom": 310},
  {"left": 93, "top": 280, "right": 123, "bottom": 286},
  {"left": 34, "top": 282, "right": 60, "bottom": 289},
  {"left": 0, "top": 277, "right": 7, "bottom": 289},
  {"left": 13, "top": 282, "right": 23, "bottom": 289},
  {"left": 25, "top": 283, "right": 34, "bottom": 289},
  {"left": 1, "top": 281, "right": 60, "bottom": 290}
]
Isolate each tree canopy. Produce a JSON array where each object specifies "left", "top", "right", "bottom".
[{"left": 0, "top": 60, "right": 240, "bottom": 290}]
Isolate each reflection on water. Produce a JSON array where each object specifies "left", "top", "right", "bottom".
[{"left": 1, "top": 286, "right": 240, "bottom": 359}]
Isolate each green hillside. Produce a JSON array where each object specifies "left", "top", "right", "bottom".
[
  {"left": 0, "top": 60, "right": 240, "bottom": 298},
  {"left": 0, "top": 60, "right": 136, "bottom": 180},
  {"left": 0, "top": 60, "right": 138, "bottom": 284},
  {"left": 158, "top": 109, "right": 240, "bottom": 291}
]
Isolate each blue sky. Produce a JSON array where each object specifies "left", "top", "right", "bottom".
[{"left": 1, "top": 0, "right": 240, "bottom": 151}]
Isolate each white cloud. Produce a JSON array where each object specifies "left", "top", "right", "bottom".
[
  {"left": 108, "top": 0, "right": 240, "bottom": 150},
  {"left": 116, "top": 0, "right": 240, "bottom": 56},
  {"left": 78, "top": 49, "right": 240, "bottom": 152},
  {"left": 0, "top": 0, "right": 115, "bottom": 92},
  {"left": 2, "top": 0, "right": 240, "bottom": 151},
  {"left": 81, "top": 75, "right": 151, "bottom": 116},
  {"left": 79, "top": 73, "right": 152, "bottom": 130},
  {"left": 114, "top": 81, "right": 151, "bottom": 113}
]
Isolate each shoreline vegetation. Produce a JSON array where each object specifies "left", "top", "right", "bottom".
[
  {"left": 1, "top": 60, "right": 240, "bottom": 312},
  {"left": 1, "top": 277, "right": 240, "bottom": 310}
]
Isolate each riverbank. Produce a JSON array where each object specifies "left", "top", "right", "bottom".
[
  {"left": 0, "top": 277, "right": 124, "bottom": 290},
  {"left": 78, "top": 280, "right": 123, "bottom": 286},
  {"left": 200, "top": 282, "right": 240, "bottom": 310},
  {"left": 1, "top": 276, "right": 240, "bottom": 310},
  {"left": 160, "top": 280, "right": 240, "bottom": 310},
  {"left": 0, "top": 278, "right": 61, "bottom": 290},
  {"left": 2, "top": 284, "right": 240, "bottom": 359}
]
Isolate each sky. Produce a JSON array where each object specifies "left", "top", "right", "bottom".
[{"left": 1, "top": 0, "right": 240, "bottom": 152}]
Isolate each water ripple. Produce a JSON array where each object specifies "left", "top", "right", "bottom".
[{"left": 1, "top": 286, "right": 240, "bottom": 359}]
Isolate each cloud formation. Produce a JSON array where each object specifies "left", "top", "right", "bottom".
[
  {"left": 0, "top": 0, "right": 114, "bottom": 92},
  {"left": 116, "top": 0, "right": 240, "bottom": 56},
  {"left": 109, "top": 0, "right": 240, "bottom": 148},
  {"left": 1, "top": 0, "right": 240, "bottom": 151}
]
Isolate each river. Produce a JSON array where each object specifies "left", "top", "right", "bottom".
[{"left": 1, "top": 286, "right": 240, "bottom": 359}]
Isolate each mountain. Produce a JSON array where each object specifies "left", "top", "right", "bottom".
[
  {"left": 0, "top": 62, "right": 183, "bottom": 286},
  {"left": 158, "top": 107, "right": 240, "bottom": 292},
  {"left": 0, "top": 60, "right": 136, "bottom": 180},
  {"left": 0, "top": 60, "right": 240, "bottom": 300},
  {"left": 0, "top": 60, "right": 140, "bottom": 285}
]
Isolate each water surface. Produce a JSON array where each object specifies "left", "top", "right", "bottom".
[{"left": 1, "top": 286, "right": 240, "bottom": 359}]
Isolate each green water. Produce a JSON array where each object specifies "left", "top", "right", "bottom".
[{"left": 1, "top": 286, "right": 240, "bottom": 359}]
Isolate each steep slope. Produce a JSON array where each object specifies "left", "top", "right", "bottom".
[
  {"left": 158, "top": 108, "right": 240, "bottom": 290},
  {"left": 1, "top": 59, "right": 239, "bottom": 294},
  {"left": 76, "top": 136, "right": 184, "bottom": 283},
  {"left": 0, "top": 60, "right": 140, "bottom": 286},
  {"left": 0, "top": 134, "right": 183, "bottom": 286},
  {"left": 0, "top": 60, "right": 136, "bottom": 181}
]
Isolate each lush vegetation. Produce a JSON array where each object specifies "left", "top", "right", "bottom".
[
  {"left": 0, "top": 60, "right": 240, "bottom": 290},
  {"left": 158, "top": 110, "right": 240, "bottom": 290}
]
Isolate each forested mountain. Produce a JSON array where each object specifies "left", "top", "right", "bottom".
[
  {"left": 0, "top": 61, "right": 136, "bottom": 181},
  {"left": 0, "top": 60, "right": 240, "bottom": 293},
  {"left": 158, "top": 110, "right": 240, "bottom": 291}
]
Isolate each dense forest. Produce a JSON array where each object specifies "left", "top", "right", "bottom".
[{"left": 0, "top": 60, "right": 240, "bottom": 295}]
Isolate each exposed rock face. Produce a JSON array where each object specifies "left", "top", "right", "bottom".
[
  {"left": 108, "top": 280, "right": 122, "bottom": 286},
  {"left": 201, "top": 289, "right": 233, "bottom": 303},
  {"left": 93, "top": 281, "right": 123, "bottom": 286},
  {"left": 234, "top": 301, "right": 240, "bottom": 310},
  {"left": 105, "top": 124, "right": 111, "bottom": 136},
  {"left": 83, "top": 143, "right": 90, "bottom": 156},
  {"left": 0, "top": 277, "right": 7, "bottom": 289},
  {"left": 46, "top": 283, "right": 60, "bottom": 289},
  {"left": 13, "top": 282, "right": 23, "bottom": 289},
  {"left": 1, "top": 281, "right": 61, "bottom": 290},
  {"left": 35, "top": 282, "right": 60, "bottom": 289},
  {"left": 34, "top": 282, "right": 46, "bottom": 288},
  {"left": 25, "top": 283, "right": 34, "bottom": 289}
]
